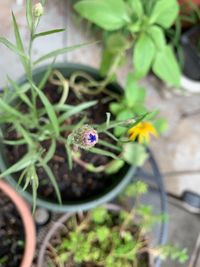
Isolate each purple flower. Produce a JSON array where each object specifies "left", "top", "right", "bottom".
[{"left": 71, "top": 125, "right": 98, "bottom": 149}]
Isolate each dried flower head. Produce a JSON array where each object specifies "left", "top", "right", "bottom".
[{"left": 71, "top": 125, "right": 98, "bottom": 149}]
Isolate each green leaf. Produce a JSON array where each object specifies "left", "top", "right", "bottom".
[
  {"left": 89, "top": 147, "right": 118, "bottom": 160},
  {"left": 133, "top": 34, "right": 155, "bottom": 78},
  {"left": 7, "top": 77, "right": 33, "bottom": 108},
  {"left": 122, "top": 143, "right": 148, "bottom": 166},
  {"left": 125, "top": 73, "right": 145, "bottom": 108},
  {"left": 91, "top": 207, "right": 108, "bottom": 223},
  {"left": 12, "top": 12, "right": 28, "bottom": 71},
  {"left": 58, "top": 100, "right": 97, "bottom": 123},
  {"left": 152, "top": 45, "right": 181, "bottom": 87},
  {"left": 39, "top": 160, "right": 62, "bottom": 204},
  {"left": 0, "top": 37, "right": 27, "bottom": 59},
  {"left": 34, "top": 43, "right": 92, "bottom": 64},
  {"left": 148, "top": 25, "right": 166, "bottom": 50},
  {"left": 31, "top": 83, "right": 60, "bottom": 137},
  {"left": 154, "top": 118, "right": 168, "bottom": 134},
  {"left": 0, "top": 152, "right": 38, "bottom": 178},
  {"left": 0, "top": 98, "right": 24, "bottom": 120},
  {"left": 106, "top": 33, "right": 129, "bottom": 53},
  {"left": 128, "top": 0, "right": 143, "bottom": 17},
  {"left": 74, "top": 0, "right": 130, "bottom": 31},
  {"left": 43, "top": 138, "right": 56, "bottom": 163},
  {"left": 26, "top": 0, "right": 33, "bottom": 31},
  {"left": 109, "top": 102, "right": 123, "bottom": 115},
  {"left": 33, "top": 28, "right": 65, "bottom": 39},
  {"left": 105, "top": 159, "right": 125, "bottom": 174},
  {"left": 149, "top": 0, "right": 179, "bottom": 28},
  {"left": 114, "top": 110, "right": 134, "bottom": 137}
]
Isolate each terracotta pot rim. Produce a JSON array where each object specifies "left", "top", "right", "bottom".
[{"left": 0, "top": 180, "right": 36, "bottom": 267}]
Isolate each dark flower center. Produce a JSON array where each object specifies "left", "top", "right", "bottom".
[{"left": 88, "top": 133, "right": 96, "bottom": 143}]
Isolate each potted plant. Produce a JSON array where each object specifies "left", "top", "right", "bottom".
[
  {"left": 0, "top": 180, "right": 36, "bottom": 267},
  {"left": 0, "top": 1, "right": 162, "bottom": 212},
  {"left": 37, "top": 181, "right": 188, "bottom": 267},
  {"left": 74, "top": 0, "right": 181, "bottom": 88}
]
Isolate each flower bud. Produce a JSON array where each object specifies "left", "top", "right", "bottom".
[
  {"left": 34, "top": 3, "right": 44, "bottom": 17},
  {"left": 71, "top": 125, "right": 98, "bottom": 149}
]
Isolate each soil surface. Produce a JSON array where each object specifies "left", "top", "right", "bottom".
[
  {"left": 4, "top": 81, "right": 128, "bottom": 203},
  {"left": 0, "top": 189, "right": 25, "bottom": 267}
]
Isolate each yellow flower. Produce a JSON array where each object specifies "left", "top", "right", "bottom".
[{"left": 128, "top": 121, "right": 158, "bottom": 143}]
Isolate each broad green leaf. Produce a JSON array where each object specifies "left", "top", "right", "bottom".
[
  {"left": 122, "top": 143, "right": 148, "bottom": 166},
  {"left": 34, "top": 43, "right": 91, "bottom": 64},
  {"left": 31, "top": 83, "right": 60, "bottom": 137},
  {"left": 149, "top": 0, "right": 179, "bottom": 28},
  {"left": 0, "top": 152, "right": 38, "bottom": 178},
  {"left": 74, "top": 0, "right": 130, "bottom": 31},
  {"left": 128, "top": 0, "right": 143, "bottom": 17},
  {"left": 33, "top": 29, "right": 65, "bottom": 39},
  {"left": 0, "top": 37, "right": 27, "bottom": 59},
  {"left": 109, "top": 102, "right": 123, "bottom": 115},
  {"left": 152, "top": 45, "right": 181, "bottom": 87},
  {"left": 154, "top": 118, "right": 168, "bottom": 134},
  {"left": 133, "top": 34, "right": 155, "bottom": 78},
  {"left": 125, "top": 73, "right": 146, "bottom": 108},
  {"left": 58, "top": 100, "right": 97, "bottom": 123},
  {"left": 114, "top": 110, "right": 134, "bottom": 137},
  {"left": 105, "top": 159, "right": 125, "bottom": 174},
  {"left": 148, "top": 25, "right": 166, "bottom": 50},
  {"left": 26, "top": 0, "right": 33, "bottom": 31},
  {"left": 106, "top": 33, "right": 130, "bottom": 53}
]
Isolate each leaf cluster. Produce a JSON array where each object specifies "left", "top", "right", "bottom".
[
  {"left": 47, "top": 182, "right": 188, "bottom": 267},
  {"left": 74, "top": 0, "right": 181, "bottom": 87}
]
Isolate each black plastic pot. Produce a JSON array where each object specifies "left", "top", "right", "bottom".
[
  {"left": 0, "top": 63, "right": 136, "bottom": 212},
  {"left": 181, "top": 24, "right": 200, "bottom": 81}
]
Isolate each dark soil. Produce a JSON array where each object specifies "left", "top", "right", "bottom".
[
  {"left": 4, "top": 81, "right": 128, "bottom": 203},
  {"left": 0, "top": 189, "right": 25, "bottom": 267}
]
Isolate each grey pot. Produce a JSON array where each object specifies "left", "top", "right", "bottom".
[{"left": 0, "top": 62, "right": 136, "bottom": 212}]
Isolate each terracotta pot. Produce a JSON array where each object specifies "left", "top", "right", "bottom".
[{"left": 0, "top": 180, "right": 36, "bottom": 267}]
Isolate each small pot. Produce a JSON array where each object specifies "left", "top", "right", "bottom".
[
  {"left": 0, "top": 180, "right": 36, "bottom": 267},
  {"left": 180, "top": 24, "right": 200, "bottom": 92},
  {"left": 37, "top": 203, "right": 153, "bottom": 267},
  {"left": 0, "top": 63, "right": 136, "bottom": 212}
]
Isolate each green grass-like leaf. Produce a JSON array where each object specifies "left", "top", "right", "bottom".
[
  {"left": 34, "top": 43, "right": 94, "bottom": 65},
  {"left": 31, "top": 83, "right": 60, "bottom": 137}
]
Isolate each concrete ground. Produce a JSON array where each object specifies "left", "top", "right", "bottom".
[{"left": 0, "top": 1, "right": 200, "bottom": 266}]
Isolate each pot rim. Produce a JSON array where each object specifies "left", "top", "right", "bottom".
[{"left": 0, "top": 180, "right": 36, "bottom": 267}]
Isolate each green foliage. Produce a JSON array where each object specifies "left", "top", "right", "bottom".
[
  {"left": 74, "top": 0, "right": 181, "bottom": 86},
  {"left": 74, "top": 0, "right": 130, "bottom": 31},
  {"left": 122, "top": 143, "right": 149, "bottom": 166},
  {"left": 48, "top": 182, "right": 188, "bottom": 267}
]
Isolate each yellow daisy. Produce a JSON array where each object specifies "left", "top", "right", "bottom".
[{"left": 128, "top": 121, "right": 158, "bottom": 143}]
